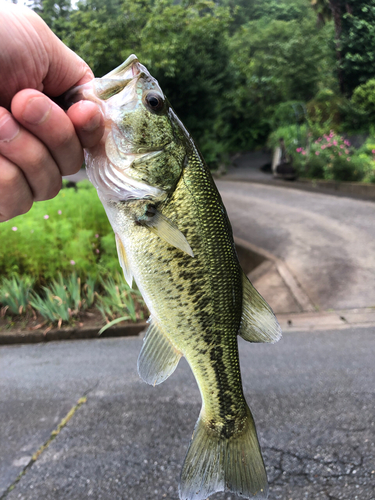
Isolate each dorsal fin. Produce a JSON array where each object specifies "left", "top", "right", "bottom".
[
  {"left": 137, "top": 317, "right": 182, "bottom": 386},
  {"left": 115, "top": 234, "right": 133, "bottom": 288},
  {"left": 239, "top": 272, "right": 282, "bottom": 343}
]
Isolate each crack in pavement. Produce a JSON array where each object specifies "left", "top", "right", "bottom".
[
  {"left": 0, "top": 381, "right": 100, "bottom": 499},
  {"left": 265, "top": 446, "right": 366, "bottom": 484}
]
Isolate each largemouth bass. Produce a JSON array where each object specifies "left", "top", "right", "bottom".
[{"left": 67, "top": 54, "right": 282, "bottom": 500}]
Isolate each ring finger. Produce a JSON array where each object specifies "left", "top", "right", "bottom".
[{"left": 0, "top": 154, "right": 33, "bottom": 222}]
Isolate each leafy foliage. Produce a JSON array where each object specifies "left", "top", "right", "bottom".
[
  {"left": 0, "top": 182, "right": 119, "bottom": 283},
  {"left": 351, "top": 79, "right": 375, "bottom": 123},
  {"left": 96, "top": 273, "right": 146, "bottom": 324},
  {"left": 29, "top": 273, "right": 92, "bottom": 324},
  {"left": 0, "top": 275, "right": 35, "bottom": 316},
  {"left": 340, "top": 2, "right": 375, "bottom": 96}
]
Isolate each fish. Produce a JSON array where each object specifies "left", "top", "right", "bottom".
[{"left": 66, "top": 54, "right": 282, "bottom": 500}]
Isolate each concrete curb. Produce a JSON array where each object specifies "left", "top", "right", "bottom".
[
  {"left": 221, "top": 174, "right": 375, "bottom": 202},
  {"left": 0, "top": 322, "right": 147, "bottom": 345},
  {"left": 234, "top": 236, "right": 316, "bottom": 312}
]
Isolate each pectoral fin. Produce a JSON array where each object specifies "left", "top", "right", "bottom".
[
  {"left": 115, "top": 233, "right": 133, "bottom": 288},
  {"left": 137, "top": 317, "right": 182, "bottom": 386},
  {"left": 143, "top": 210, "right": 194, "bottom": 257},
  {"left": 239, "top": 272, "right": 282, "bottom": 343}
]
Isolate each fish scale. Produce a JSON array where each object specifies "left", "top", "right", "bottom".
[{"left": 67, "top": 54, "right": 282, "bottom": 500}]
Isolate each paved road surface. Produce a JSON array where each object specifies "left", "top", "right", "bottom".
[
  {"left": 217, "top": 179, "right": 375, "bottom": 311},
  {"left": 1, "top": 330, "right": 374, "bottom": 500}
]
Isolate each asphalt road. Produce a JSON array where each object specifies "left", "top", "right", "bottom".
[
  {"left": 217, "top": 179, "right": 375, "bottom": 311},
  {"left": 0, "top": 329, "right": 374, "bottom": 500}
]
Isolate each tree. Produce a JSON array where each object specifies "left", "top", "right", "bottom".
[
  {"left": 226, "top": 14, "right": 335, "bottom": 149},
  {"left": 31, "top": 0, "right": 72, "bottom": 39},
  {"left": 340, "top": 2, "right": 375, "bottom": 95}
]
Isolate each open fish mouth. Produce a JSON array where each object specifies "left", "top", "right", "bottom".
[{"left": 64, "top": 54, "right": 161, "bottom": 108}]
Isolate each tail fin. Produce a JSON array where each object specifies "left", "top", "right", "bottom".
[{"left": 179, "top": 408, "right": 268, "bottom": 500}]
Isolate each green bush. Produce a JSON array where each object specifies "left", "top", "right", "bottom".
[
  {"left": 353, "top": 138, "right": 375, "bottom": 183},
  {"left": 351, "top": 79, "right": 375, "bottom": 123},
  {"left": 0, "top": 182, "right": 120, "bottom": 283},
  {"left": 305, "top": 155, "right": 325, "bottom": 179},
  {"left": 306, "top": 92, "right": 343, "bottom": 132},
  {"left": 331, "top": 155, "right": 364, "bottom": 182}
]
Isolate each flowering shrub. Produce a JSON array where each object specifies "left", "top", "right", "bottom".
[
  {"left": 306, "top": 131, "right": 361, "bottom": 181},
  {"left": 279, "top": 128, "right": 373, "bottom": 182}
]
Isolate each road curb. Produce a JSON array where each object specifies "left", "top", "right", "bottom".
[
  {"left": 0, "top": 322, "right": 147, "bottom": 346},
  {"left": 234, "top": 236, "right": 316, "bottom": 312}
]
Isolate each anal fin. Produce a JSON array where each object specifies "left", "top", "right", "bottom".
[
  {"left": 115, "top": 233, "right": 133, "bottom": 288},
  {"left": 239, "top": 271, "right": 282, "bottom": 343},
  {"left": 137, "top": 317, "right": 182, "bottom": 386}
]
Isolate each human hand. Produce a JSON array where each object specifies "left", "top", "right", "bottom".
[{"left": 0, "top": 3, "right": 104, "bottom": 222}]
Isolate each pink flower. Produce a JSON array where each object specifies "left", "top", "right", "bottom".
[
  {"left": 372, "top": 149, "right": 375, "bottom": 154},
  {"left": 321, "top": 145, "right": 326, "bottom": 150},
  {"left": 315, "top": 151, "right": 320, "bottom": 156},
  {"left": 340, "top": 145, "right": 344, "bottom": 149},
  {"left": 58, "top": 210, "right": 62, "bottom": 215},
  {"left": 296, "top": 148, "right": 302, "bottom": 153},
  {"left": 347, "top": 158, "right": 351, "bottom": 162},
  {"left": 330, "top": 131, "right": 334, "bottom": 137},
  {"left": 326, "top": 137, "right": 331, "bottom": 142},
  {"left": 70, "top": 260, "right": 76, "bottom": 265},
  {"left": 95, "top": 234, "right": 99, "bottom": 238},
  {"left": 333, "top": 140, "right": 337, "bottom": 146},
  {"left": 345, "top": 150, "right": 349, "bottom": 155},
  {"left": 12, "top": 226, "right": 17, "bottom": 231},
  {"left": 96, "top": 249, "right": 100, "bottom": 254},
  {"left": 44, "top": 215, "right": 49, "bottom": 220},
  {"left": 302, "top": 151, "right": 306, "bottom": 155}
]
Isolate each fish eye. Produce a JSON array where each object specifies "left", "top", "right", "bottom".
[{"left": 144, "top": 92, "right": 164, "bottom": 112}]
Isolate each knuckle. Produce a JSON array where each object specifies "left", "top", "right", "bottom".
[
  {"left": 52, "top": 123, "right": 75, "bottom": 150},
  {"left": 27, "top": 148, "right": 47, "bottom": 174},
  {"left": 35, "top": 175, "right": 62, "bottom": 202},
  {"left": 19, "top": 198, "right": 33, "bottom": 216},
  {"left": 49, "top": 177, "right": 62, "bottom": 199},
  {"left": 0, "top": 166, "right": 20, "bottom": 188}
]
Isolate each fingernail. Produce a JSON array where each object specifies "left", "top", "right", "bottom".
[
  {"left": 0, "top": 115, "right": 20, "bottom": 142},
  {"left": 82, "top": 111, "right": 102, "bottom": 132},
  {"left": 22, "top": 96, "right": 51, "bottom": 124}
]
